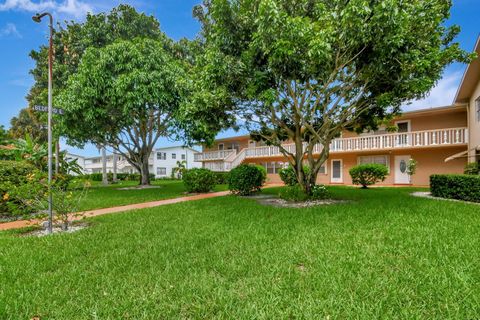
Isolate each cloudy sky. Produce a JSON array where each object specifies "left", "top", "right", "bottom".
[{"left": 0, "top": 0, "right": 478, "bottom": 156}]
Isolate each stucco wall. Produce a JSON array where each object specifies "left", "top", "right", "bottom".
[{"left": 248, "top": 146, "right": 466, "bottom": 187}]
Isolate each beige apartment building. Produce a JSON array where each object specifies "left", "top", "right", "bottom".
[{"left": 194, "top": 37, "right": 480, "bottom": 187}]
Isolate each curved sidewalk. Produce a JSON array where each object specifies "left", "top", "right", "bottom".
[{"left": 0, "top": 190, "right": 230, "bottom": 232}]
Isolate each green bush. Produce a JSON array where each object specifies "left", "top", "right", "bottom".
[
  {"left": 349, "top": 164, "right": 388, "bottom": 188},
  {"left": 278, "top": 165, "right": 310, "bottom": 186},
  {"left": 0, "top": 160, "right": 36, "bottom": 216},
  {"left": 182, "top": 168, "right": 217, "bottom": 193},
  {"left": 214, "top": 172, "right": 230, "bottom": 184},
  {"left": 279, "top": 185, "right": 309, "bottom": 202},
  {"left": 228, "top": 164, "right": 266, "bottom": 196},
  {"left": 279, "top": 184, "right": 330, "bottom": 202},
  {"left": 311, "top": 184, "right": 330, "bottom": 200},
  {"left": 430, "top": 174, "right": 480, "bottom": 203},
  {"left": 464, "top": 162, "right": 480, "bottom": 175}
]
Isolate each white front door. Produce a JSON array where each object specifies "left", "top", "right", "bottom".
[
  {"left": 331, "top": 159, "right": 343, "bottom": 183},
  {"left": 394, "top": 155, "right": 411, "bottom": 184}
]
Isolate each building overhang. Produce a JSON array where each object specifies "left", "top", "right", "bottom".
[{"left": 454, "top": 35, "right": 480, "bottom": 104}]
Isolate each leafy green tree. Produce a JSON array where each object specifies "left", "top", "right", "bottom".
[
  {"left": 28, "top": 4, "right": 166, "bottom": 109},
  {"left": 9, "top": 108, "right": 47, "bottom": 143},
  {"left": 187, "top": 0, "right": 472, "bottom": 195},
  {"left": 59, "top": 38, "right": 185, "bottom": 185}
]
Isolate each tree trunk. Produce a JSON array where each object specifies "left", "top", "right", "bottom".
[
  {"left": 112, "top": 152, "right": 117, "bottom": 183},
  {"left": 138, "top": 152, "right": 150, "bottom": 185},
  {"left": 101, "top": 147, "right": 108, "bottom": 185}
]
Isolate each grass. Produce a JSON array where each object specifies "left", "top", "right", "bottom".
[
  {"left": 76, "top": 179, "right": 227, "bottom": 211},
  {"left": 1, "top": 186, "right": 479, "bottom": 318}
]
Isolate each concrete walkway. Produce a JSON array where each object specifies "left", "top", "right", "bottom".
[{"left": 0, "top": 190, "right": 231, "bottom": 232}]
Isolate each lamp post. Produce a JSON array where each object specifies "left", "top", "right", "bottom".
[{"left": 32, "top": 12, "right": 54, "bottom": 234}]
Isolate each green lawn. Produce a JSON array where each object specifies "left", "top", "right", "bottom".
[
  {"left": 1, "top": 187, "right": 479, "bottom": 318},
  {"left": 76, "top": 180, "right": 227, "bottom": 211}
]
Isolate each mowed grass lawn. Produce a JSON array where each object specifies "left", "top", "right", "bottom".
[
  {"left": 76, "top": 180, "right": 227, "bottom": 211},
  {"left": 1, "top": 187, "right": 479, "bottom": 318}
]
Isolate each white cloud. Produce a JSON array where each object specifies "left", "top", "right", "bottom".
[
  {"left": 0, "top": 0, "right": 93, "bottom": 18},
  {"left": 402, "top": 71, "right": 463, "bottom": 111},
  {"left": 0, "top": 22, "right": 22, "bottom": 37}
]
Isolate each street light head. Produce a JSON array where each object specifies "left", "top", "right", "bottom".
[
  {"left": 32, "top": 12, "right": 49, "bottom": 23},
  {"left": 32, "top": 14, "right": 42, "bottom": 22}
]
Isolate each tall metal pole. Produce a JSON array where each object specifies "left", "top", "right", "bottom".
[
  {"left": 47, "top": 14, "right": 53, "bottom": 234},
  {"left": 33, "top": 12, "right": 54, "bottom": 234}
]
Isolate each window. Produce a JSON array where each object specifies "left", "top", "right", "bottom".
[
  {"left": 157, "top": 167, "right": 166, "bottom": 176},
  {"left": 157, "top": 152, "right": 166, "bottom": 160},
  {"left": 358, "top": 155, "right": 390, "bottom": 171},
  {"left": 218, "top": 143, "right": 224, "bottom": 151},
  {"left": 263, "top": 162, "right": 290, "bottom": 174},
  {"left": 476, "top": 97, "right": 480, "bottom": 122},
  {"left": 396, "top": 121, "right": 410, "bottom": 133},
  {"left": 181, "top": 154, "right": 186, "bottom": 160},
  {"left": 172, "top": 153, "right": 176, "bottom": 159}
]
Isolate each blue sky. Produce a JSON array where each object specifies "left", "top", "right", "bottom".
[{"left": 0, "top": 0, "right": 478, "bottom": 156}]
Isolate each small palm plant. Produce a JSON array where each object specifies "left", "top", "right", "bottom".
[{"left": 172, "top": 160, "right": 187, "bottom": 179}]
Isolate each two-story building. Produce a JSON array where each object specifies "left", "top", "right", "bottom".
[
  {"left": 194, "top": 38, "right": 480, "bottom": 187},
  {"left": 83, "top": 146, "right": 201, "bottom": 178}
]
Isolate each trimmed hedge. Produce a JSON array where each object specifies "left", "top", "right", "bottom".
[
  {"left": 430, "top": 174, "right": 480, "bottom": 203},
  {"left": 182, "top": 168, "right": 216, "bottom": 193},
  {"left": 228, "top": 164, "right": 266, "bottom": 196},
  {"left": 349, "top": 164, "right": 388, "bottom": 188},
  {"left": 84, "top": 172, "right": 155, "bottom": 182}
]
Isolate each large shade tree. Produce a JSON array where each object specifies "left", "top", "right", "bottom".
[
  {"left": 59, "top": 38, "right": 184, "bottom": 185},
  {"left": 186, "top": 0, "right": 472, "bottom": 194}
]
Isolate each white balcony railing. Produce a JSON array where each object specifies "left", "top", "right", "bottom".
[
  {"left": 242, "top": 127, "right": 468, "bottom": 158},
  {"left": 194, "top": 149, "right": 236, "bottom": 162},
  {"left": 196, "top": 128, "right": 468, "bottom": 171}
]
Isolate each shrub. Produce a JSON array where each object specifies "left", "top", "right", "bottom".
[
  {"left": 278, "top": 165, "right": 310, "bottom": 186},
  {"left": 0, "top": 160, "right": 36, "bottom": 216},
  {"left": 182, "top": 168, "right": 217, "bottom": 193},
  {"left": 464, "top": 162, "right": 480, "bottom": 175},
  {"left": 228, "top": 164, "right": 266, "bottom": 195},
  {"left": 279, "top": 184, "right": 330, "bottom": 202},
  {"left": 89, "top": 173, "right": 103, "bottom": 181},
  {"left": 311, "top": 184, "right": 330, "bottom": 200},
  {"left": 279, "top": 185, "right": 309, "bottom": 202},
  {"left": 9, "top": 172, "right": 90, "bottom": 230},
  {"left": 430, "top": 174, "right": 480, "bottom": 203},
  {"left": 349, "top": 164, "right": 388, "bottom": 188}
]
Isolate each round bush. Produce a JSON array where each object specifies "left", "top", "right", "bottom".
[
  {"left": 349, "top": 163, "right": 388, "bottom": 188},
  {"left": 228, "top": 164, "right": 266, "bottom": 195},
  {"left": 182, "top": 168, "right": 216, "bottom": 193}
]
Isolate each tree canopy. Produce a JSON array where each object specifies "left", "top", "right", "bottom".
[
  {"left": 187, "top": 0, "right": 472, "bottom": 194},
  {"left": 59, "top": 38, "right": 185, "bottom": 185}
]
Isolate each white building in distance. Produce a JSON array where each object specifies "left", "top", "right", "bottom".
[{"left": 82, "top": 146, "right": 201, "bottom": 178}]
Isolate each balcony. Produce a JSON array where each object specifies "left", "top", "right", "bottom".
[
  {"left": 194, "top": 128, "right": 468, "bottom": 171},
  {"left": 193, "top": 149, "right": 236, "bottom": 161}
]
